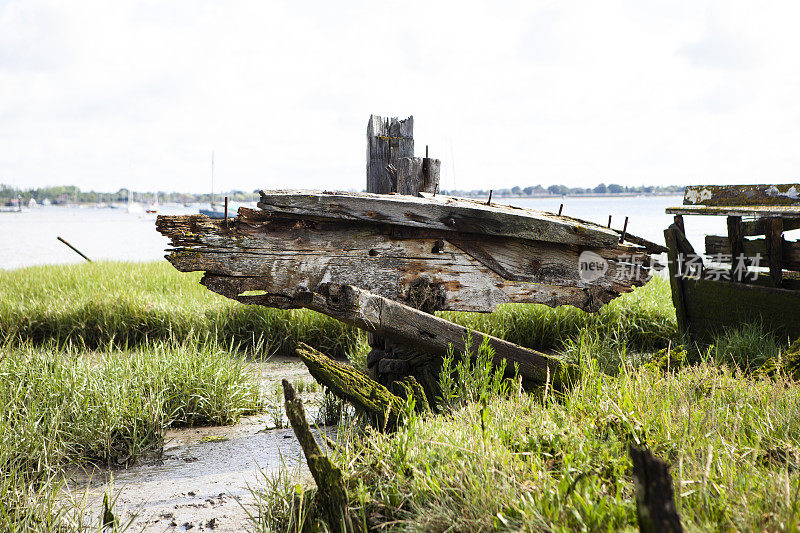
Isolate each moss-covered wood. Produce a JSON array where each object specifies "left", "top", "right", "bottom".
[
  {"left": 683, "top": 184, "right": 800, "bottom": 206},
  {"left": 295, "top": 343, "right": 407, "bottom": 430},
  {"left": 281, "top": 379, "right": 357, "bottom": 533}
]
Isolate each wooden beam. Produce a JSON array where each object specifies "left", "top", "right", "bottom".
[
  {"left": 666, "top": 205, "right": 800, "bottom": 217},
  {"left": 765, "top": 218, "right": 784, "bottom": 287},
  {"left": 628, "top": 445, "right": 683, "bottom": 533},
  {"left": 681, "top": 277, "right": 800, "bottom": 343},
  {"left": 245, "top": 283, "right": 569, "bottom": 386},
  {"left": 704, "top": 235, "right": 800, "bottom": 271},
  {"left": 742, "top": 217, "right": 800, "bottom": 236},
  {"left": 664, "top": 225, "right": 690, "bottom": 336},
  {"left": 257, "top": 190, "right": 620, "bottom": 247},
  {"left": 727, "top": 216, "right": 745, "bottom": 282},
  {"left": 683, "top": 184, "right": 800, "bottom": 206}
]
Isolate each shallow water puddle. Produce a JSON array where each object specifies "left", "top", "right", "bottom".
[{"left": 65, "top": 357, "right": 328, "bottom": 532}]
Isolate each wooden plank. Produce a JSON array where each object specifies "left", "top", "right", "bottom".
[
  {"left": 664, "top": 225, "right": 690, "bottom": 336},
  {"left": 681, "top": 277, "right": 800, "bottom": 343},
  {"left": 704, "top": 235, "right": 800, "bottom": 271},
  {"left": 367, "top": 115, "right": 414, "bottom": 194},
  {"left": 727, "top": 216, "right": 745, "bottom": 282},
  {"left": 257, "top": 190, "right": 620, "bottom": 247},
  {"left": 683, "top": 184, "right": 800, "bottom": 206},
  {"left": 666, "top": 205, "right": 800, "bottom": 217},
  {"left": 158, "top": 212, "right": 648, "bottom": 313},
  {"left": 765, "top": 218, "right": 784, "bottom": 287},
  {"left": 273, "top": 283, "right": 568, "bottom": 386},
  {"left": 742, "top": 217, "right": 800, "bottom": 236}
]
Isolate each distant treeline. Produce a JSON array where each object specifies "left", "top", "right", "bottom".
[
  {"left": 0, "top": 184, "right": 258, "bottom": 205},
  {"left": 441, "top": 183, "right": 684, "bottom": 198},
  {"left": 1, "top": 182, "right": 684, "bottom": 206}
]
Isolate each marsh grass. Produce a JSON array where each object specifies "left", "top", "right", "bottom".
[
  {"left": 1, "top": 261, "right": 360, "bottom": 357},
  {"left": 253, "top": 350, "right": 800, "bottom": 532},
  {"left": 2, "top": 262, "right": 679, "bottom": 361},
  {"left": 0, "top": 337, "right": 262, "bottom": 531}
]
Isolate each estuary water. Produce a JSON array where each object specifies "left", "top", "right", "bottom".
[{"left": 0, "top": 195, "right": 722, "bottom": 271}]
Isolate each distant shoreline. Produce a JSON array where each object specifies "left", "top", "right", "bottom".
[{"left": 445, "top": 192, "right": 683, "bottom": 200}]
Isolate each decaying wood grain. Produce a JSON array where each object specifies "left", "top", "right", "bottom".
[
  {"left": 257, "top": 190, "right": 620, "bottom": 247},
  {"left": 367, "top": 115, "right": 414, "bottom": 195},
  {"left": 158, "top": 209, "right": 649, "bottom": 312},
  {"left": 683, "top": 184, "right": 800, "bottom": 206}
]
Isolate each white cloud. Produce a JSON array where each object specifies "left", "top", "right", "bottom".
[{"left": 1, "top": 0, "right": 800, "bottom": 193}]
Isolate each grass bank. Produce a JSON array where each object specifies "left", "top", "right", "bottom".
[
  {"left": 253, "top": 348, "right": 800, "bottom": 532},
  {"left": 0, "top": 338, "right": 262, "bottom": 531},
  {"left": 2, "top": 261, "right": 679, "bottom": 360}
]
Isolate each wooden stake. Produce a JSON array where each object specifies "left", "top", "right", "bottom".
[
  {"left": 57, "top": 236, "right": 91, "bottom": 262},
  {"left": 282, "top": 379, "right": 355, "bottom": 532},
  {"left": 628, "top": 444, "right": 683, "bottom": 533}
]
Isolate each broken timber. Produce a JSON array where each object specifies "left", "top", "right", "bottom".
[
  {"left": 666, "top": 184, "right": 800, "bottom": 343},
  {"left": 157, "top": 115, "right": 659, "bottom": 396}
]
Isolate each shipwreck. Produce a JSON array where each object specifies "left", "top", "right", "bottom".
[{"left": 157, "top": 116, "right": 664, "bottom": 402}]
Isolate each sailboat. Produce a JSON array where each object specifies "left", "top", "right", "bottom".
[
  {"left": 146, "top": 192, "right": 159, "bottom": 214},
  {"left": 199, "top": 152, "right": 230, "bottom": 218},
  {"left": 127, "top": 189, "right": 143, "bottom": 214}
]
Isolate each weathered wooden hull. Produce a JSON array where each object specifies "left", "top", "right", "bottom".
[{"left": 158, "top": 193, "right": 657, "bottom": 314}]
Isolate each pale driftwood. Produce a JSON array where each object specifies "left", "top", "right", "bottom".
[
  {"left": 666, "top": 205, "right": 800, "bottom": 217},
  {"left": 683, "top": 184, "right": 800, "bottom": 206},
  {"left": 158, "top": 211, "right": 648, "bottom": 313},
  {"left": 282, "top": 379, "right": 355, "bottom": 533},
  {"left": 234, "top": 283, "right": 570, "bottom": 386},
  {"left": 367, "top": 115, "right": 414, "bottom": 194},
  {"left": 704, "top": 235, "right": 800, "bottom": 271},
  {"left": 395, "top": 157, "right": 441, "bottom": 196},
  {"left": 628, "top": 445, "right": 683, "bottom": 533},
  {"left": 257, "top": 190, "right": 620, "bottom": 247}
]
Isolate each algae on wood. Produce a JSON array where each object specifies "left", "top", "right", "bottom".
[
  {"left": 295, "top": 343, "right": 407, "bottom": 430},
  {"left": 282, "top": 379, "right": 356, "bottom": 533}
]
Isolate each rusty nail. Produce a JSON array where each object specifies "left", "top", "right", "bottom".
[
  {"left": 558, "top": 204, "right": 563, "bottom": 216},
  {"left": 224, "top": 196, "right": 229, "bottom": 229},
  {"left": 620, "top": 216, "right": 629, "bottom": 243},
  {"left": 487, "top": 190, "right": 493, "bottom": 205},
  {"left": 607, "top": 215, "right": 612, "bottom": 228}
]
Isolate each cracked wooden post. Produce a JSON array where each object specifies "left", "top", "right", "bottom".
[
  {"left": 282, "top": 379, "right": 355, "bottom": 532},
  {"left": 365, "top": 115, "right": 442, "bottom": 399},
  {"left": 628, "top": 444, "right": 683, "bottom": 533}
]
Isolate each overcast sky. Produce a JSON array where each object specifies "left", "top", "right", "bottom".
[{"left": 1, "top": 0, "right": 800, "bottom": 193}]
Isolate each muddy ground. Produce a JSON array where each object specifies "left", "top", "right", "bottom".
[{"left": 65, "top": 357, "right": 327, "bottom": 532}]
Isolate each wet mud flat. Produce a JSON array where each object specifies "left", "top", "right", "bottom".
[{"left": 64, "top": 357, "right": 330, "bottom": 532}]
